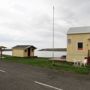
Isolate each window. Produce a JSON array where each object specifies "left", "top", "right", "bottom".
[
  {"left": 32, "top": 49, "right": 34, "bottom": 52},
  {"left": 77, "top": 42, "right": 83, "bottom": 50},
  {"left": 25, "top": 50, "right": 27, "bottom": 52},
  {"left": 88, "top": 38, "right": 90, "bottom": 42},
  {"left": 68, "top": 39, "right": 71, "bottom": 44}
]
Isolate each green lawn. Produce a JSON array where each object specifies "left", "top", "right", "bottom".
[{"left": 2, "top": 55, "right": 90, "bottom": 74}]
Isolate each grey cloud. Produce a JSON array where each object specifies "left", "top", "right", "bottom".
[
  {"left": 32, "top": 14, "right": 52, "bottom": 29},
  {"left": 0, "top": 34, "right": 16, "bottom": 42},
  {"left": 0, "top": 22, "right": 30, "bottom": 31},
  {"left": 0, "top": 0, "right": 90, "bottom": 48},
  {"left": 56, "top": 0, "right": 90, "bottom": 26}
]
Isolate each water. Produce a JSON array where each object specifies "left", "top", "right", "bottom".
[
  {"left": 3, "top": 51, "right": 67, "bottom": 58},
  {"left": 3, "top": 51, "right": 12, "bottom": 56},
  {"left": 36, "top": 51, "right": 67, "bottom": 58}
]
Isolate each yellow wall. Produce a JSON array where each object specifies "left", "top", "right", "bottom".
[
  {"left": 24, "top": 49, "right": 28, "bottom": 57},
  {"left": 67, "top": 33, "right": 90, "bottom": 62},
  {"left": 12, "top": 49, "right": 24, "bottom": 57}
]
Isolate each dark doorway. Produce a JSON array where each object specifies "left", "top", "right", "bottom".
[
  {"left": 28, "top": 48, "right": 30, "bottom": 57},
  {"left": 88, "top": 50, "right": 90, "bottom": 57},
  {"left": 87, "top": 50, "right": 90, "bottom": 64}
]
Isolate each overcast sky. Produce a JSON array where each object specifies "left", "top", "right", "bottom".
[{"left": 0, "top": 0, "right": 90, "bottom": 49}]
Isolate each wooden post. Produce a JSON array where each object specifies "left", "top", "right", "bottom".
[
  {"left": 1, "top": 48, "right": 2, "bottom": 60},
  {"left": 88, "top": 50, "right": 90, "bottom": 64},
  {"left": 0, "top": 46, "right": 6, "bottom": 60},
  {"left": 0, "top": 49, "right": 1, "bottom": 59},
  {"left": 0, "top": 48, "right": 2, "bottom": 60}
]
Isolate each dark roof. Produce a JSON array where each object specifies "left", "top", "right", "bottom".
[
  {"left": 0, "top": 46, "right": 6, "bottom": 49},
  {"left": 3, "top": 49, "right": 12, "bottom": 51},
  {"left": 39, "top": 48, "right": 67, "bottom": 51},
  {"left": 67, "top": 26, "right": 90, "bottom": 35},
  {"left": 12, "top": 45, "right": 36, "bottom": 50}
]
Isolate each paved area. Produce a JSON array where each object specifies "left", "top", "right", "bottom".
[{"left": 0, "top": 61, "right": 90, "bottom": 90}]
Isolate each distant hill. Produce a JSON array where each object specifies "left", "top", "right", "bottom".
[{"left": 39, "top": 48, "right": 67, "bottom": 51}]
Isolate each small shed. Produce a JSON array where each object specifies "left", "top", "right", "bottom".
[
  {"left": 67, "top": 26, "right": 90, "bottom": 64},
  {"left": 12, "top": 45, "right": 36, "bottom": 57}
]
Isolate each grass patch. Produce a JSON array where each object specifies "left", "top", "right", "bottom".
[{"left": 2, "top": 55, "right": 90, "bottom": 74}]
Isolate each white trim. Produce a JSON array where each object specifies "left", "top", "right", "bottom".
[
  {"left": 34, "top": 81, "right": 63, "bottom": 90},
  {"left": 0, "top": 70, "right": 6, "bottom": 73}
]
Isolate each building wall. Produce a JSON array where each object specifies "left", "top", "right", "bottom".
[
  {"left": 30, "top": 48, "right": 34, "bottom": 56},
  {"left": 12, "top": 49, "right": 24, "bottom": 57},
  {"left": 88, "top": 39, "right": 90, "bottom": 50},
  {"left": 24, "top": 49, "right": 28, "bottom": 57},
  {"left": 67, "top": 33, "right": 90, "bottom": 62}
]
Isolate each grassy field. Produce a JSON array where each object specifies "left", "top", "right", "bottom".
[{"left": 2, "top": 55, "right": 90, "bottom": 74}]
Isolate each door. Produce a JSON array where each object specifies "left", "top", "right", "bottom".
[
  {"left": 87, "top": 39, "right": 90, "bottom": 64},
  {"left": 87, "top": 50, "right": 90, "bottom": 64},
  {"left": 28, "top": 48, "right": 30, "bottom": 57}
]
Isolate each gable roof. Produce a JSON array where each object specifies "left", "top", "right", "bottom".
[
  {"left": 12, "top": 45, "right": 36, "bottom": 50},
  {"left": 67, "top": 26, "right": 90, "bottom": 35}
]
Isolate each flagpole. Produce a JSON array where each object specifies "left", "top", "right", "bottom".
[{"left": 52, "top": 6, "right": 55, "bottom": 64}]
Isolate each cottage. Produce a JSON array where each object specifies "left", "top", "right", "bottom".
[
  {"left": 12, "top": 45, "right": 36, "bottom": 57},
  {"left": 67, "top": 26, "right": 90, "bottom": 63}
]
